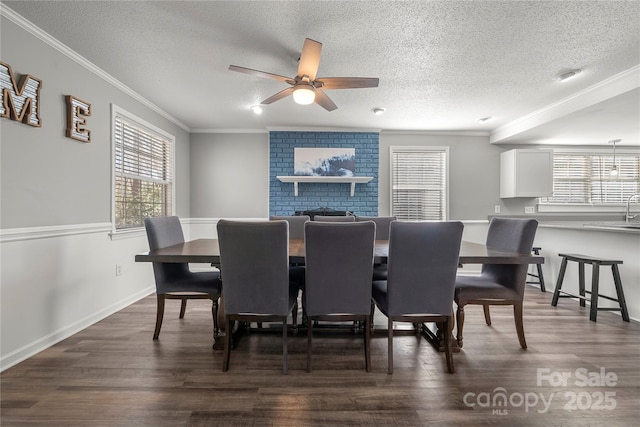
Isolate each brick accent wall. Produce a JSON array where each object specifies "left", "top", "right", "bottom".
[{"left": 269, "top": 131, "right": 379, "bottom": 216}]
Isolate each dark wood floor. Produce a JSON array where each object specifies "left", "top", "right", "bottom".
[{"left": 2, "top": 286, "right": 639, "bottom": 426}]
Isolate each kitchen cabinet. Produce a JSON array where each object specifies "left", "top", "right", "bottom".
[{"left": 500, "top": 149, "right": 553, "bottom": 198}]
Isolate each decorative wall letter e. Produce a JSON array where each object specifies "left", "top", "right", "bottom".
[
  {"left": 0, "top": 61, "right": 42, "bottom": 127},
  {"left": 66, "top": 95, "right": 92, "bottom": 142}
]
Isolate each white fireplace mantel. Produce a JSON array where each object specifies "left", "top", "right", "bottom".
[{"left": 276, "top": 176, "right": 373, "bottom": 197}]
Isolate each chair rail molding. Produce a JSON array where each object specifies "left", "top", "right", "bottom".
[{"left": 0, "top": 222, "right": 112, "bottom": 243}]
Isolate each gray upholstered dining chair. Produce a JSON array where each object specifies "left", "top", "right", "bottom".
[
  {"left": 269, "top": 215, "right": 310, "bottom": 239},
  {"left": 304, "top": 221, "right": 376, "bottom": 372},
  {"left": 313, "top": 215, "right": 355, "bottom": 222},
  {"left": 356, "top": 216, "right": 396, "bottom": 280},
  {"left": 216, "top": 219, "right": 299, "bottom": 373},
  {"left": 144, "top": 216, "right": 222, "bottom": 340},
  {"left": 372, "top": 221, "right": 463, "bottom": 374},
  {"left": 454, "top": 217, "right": 538, "bottom": 350},
  {"left": 356, "top": 216, "right": 396, "bottom": 240}
]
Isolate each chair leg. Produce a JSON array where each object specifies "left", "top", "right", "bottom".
[
  {"left": 579, "top": 262, "right": 587, "bottom": 308},
  {"left": 612, "top": 265, "right": 630, "bottom": 322},
  {"left": 387, "top": 318, "right": 394, "bottom": 374},
  {"left": 306, "top": 318, "right": 313, "bottom": 373},
  {"left": 551, "top": 256, "right": 568, "bottom": 306},
  {"left": 536, "top": 263, "right": 546, "bottom": 292},
  {"left": 589, "top": 263, "right": 600, "bottom": 322},
  {"left": 456, "top": 304, "right": 465, "bottom": 348},
  {"left": 370, "top": 302, "right": 376, "bottom": 332},
  {"left": 282, "top": 317, "right": 288, "bottom": 374},
  {"left": 179, "top": 298, "right": 187, "bottom": 319},
  {"left": 153, "top": 294, "right": 165, "bottom": 340},
  {"left": 212, "top": 298, "right": 220, "bottom": 338},
  {"left": 364, "top": 315, "right": 371, "bottom": 373},
  {"left": 513, "top": 303, "right": 527, "bottom": 350},
  {"left": 483, "top": 305, "right": 492, "bottom": 326},
  {"left": 442, "top": 317, "right": 455, "bottom": 373},
  {"left": 292, "top": 301, "right": 299, "bottom": 334},
  {"left": 223, "top": 316, "right": 233, "bottom": 371}
]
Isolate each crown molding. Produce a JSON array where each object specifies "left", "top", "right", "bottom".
[
  {"left": 190, "top": 128, "right": 268, "bottom": 134},
  {"left": 381, "top": 130, "right": 490, "bottom": 137},
  {"left": 267, "top": 127, "right": 381, "bottom": 133}
]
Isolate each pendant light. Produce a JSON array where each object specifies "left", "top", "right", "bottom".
[{"left": 609, "top": 139, "right": 621, "bottom": 177}]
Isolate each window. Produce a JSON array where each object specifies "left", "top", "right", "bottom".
[
  {"left": 112, "top": 105, "right": 174, "bottom": 231},
  {"left": 539, "top": 151, "right": 640, "bottom": 207},
  {"left": 390, "top": 146, "right": 448, "bottom": 220}
]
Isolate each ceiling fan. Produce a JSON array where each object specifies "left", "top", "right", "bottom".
[{"left": 229, "top": 38, "right": 379, "bottom": 111}]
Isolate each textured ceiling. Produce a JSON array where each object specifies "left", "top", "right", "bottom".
[{"left": 2, "top": 0, "right": 639, "bottom": 145}]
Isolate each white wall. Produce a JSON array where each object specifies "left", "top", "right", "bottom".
[
  {"left": 190, "top": 133, "right": 269, "bottom": 219},
  {"left": 0, "top": 12, "right": 190, "bottom": 370},
  {"left": 379, "top": 132, "right": 504, "bottom": 219},
  {"left": 534, "top": 226, "right": 640, "bottom": 322},
  {"left": 0, "top": 227, "right": 154, "bottom": 369}
]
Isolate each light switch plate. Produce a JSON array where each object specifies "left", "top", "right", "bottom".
[{"left": 525, "top": 206, "right": 535, "bottom": 214}]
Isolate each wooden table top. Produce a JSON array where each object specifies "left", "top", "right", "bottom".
[{"left": 135, "top": 239, "right": 544, "bottom": 265}]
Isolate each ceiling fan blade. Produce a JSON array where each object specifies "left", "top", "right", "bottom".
[
  {"left": 297, "top": 38, "right": 322, "bottom": 80},
  {"left": 260, "top": 87, "right": 295, "bottom": 105},
  {"left": 229, "top": 65, "right": 293, "bottom": 83},
  {"left": 315, "top": 77, "right": 379, "bottom": 89},
  {"left": 314, "top": 89, "right": 337, "bottom": 112}
]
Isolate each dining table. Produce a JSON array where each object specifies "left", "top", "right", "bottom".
[{"left": 135, "top": 238, "right": 544, "bottom": 350}]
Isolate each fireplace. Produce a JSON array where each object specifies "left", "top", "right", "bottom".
[{"left": 295, "top": 207, "right": 353, "bottom": 220}]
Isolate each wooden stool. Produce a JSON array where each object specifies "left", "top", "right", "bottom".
[
  {"left": 551, "top": 253, "right": 630, "bottom": 322},
  {"left": 526, "top": 246, "right": 546, "bottom": 292}
]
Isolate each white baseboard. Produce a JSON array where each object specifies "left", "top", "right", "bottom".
[{"left": 1, "top": 286, "right": 154, "bottom": 372}]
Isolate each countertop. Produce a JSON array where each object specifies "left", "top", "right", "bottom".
[{"left": 488, "top": 215, "right": 640, "bottom": 234}]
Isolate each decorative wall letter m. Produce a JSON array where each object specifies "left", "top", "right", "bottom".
[
  {"left": 0, "top": 61, "right": 42, "bottom": 127},
  {"left": 66, "top": 95, "right": 92, "bottom": 142}
]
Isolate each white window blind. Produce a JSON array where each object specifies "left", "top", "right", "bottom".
[
  {"left": 113, "top": 108, "right": 174, "bottom": 230},
  {"left": 539, "top": 151, "right": 640, "bottom": 205},
  {"left": 390, "top": 147, "right": 448, "bottom": 220}
]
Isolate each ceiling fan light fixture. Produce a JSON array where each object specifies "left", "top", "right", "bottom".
[
  {"left": 292, "top": 84, "right": 316, "bottom": 105},
  {"left": 250, "top": 105, "right": 263, "bottom": 115}
]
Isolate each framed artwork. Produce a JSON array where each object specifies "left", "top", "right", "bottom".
[{"left": 294, "top": 147, "right": 355, "bottom": 176}]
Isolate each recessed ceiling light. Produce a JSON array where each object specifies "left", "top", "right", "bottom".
[
  {"left": 250, "top": 105, "right": 263, "bottom": 115},
  {"left": 477, "top": 116, "right": 492, "bottom": 123},
  {"left": 371, "top": 107, "right": 386, "bottom": 115},
  {"left": 557, "top": 69, "right": 582, "bottom": 81}
]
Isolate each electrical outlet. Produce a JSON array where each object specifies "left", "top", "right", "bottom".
[
  {"left": 494, "top": 205, "right": 501, "bottom": 214},
  {"left": 115, "top": 264, "right": 122, "bottom": 276},
  {"left": 525, "top": 206, "right": 535, "bottom": 214}
]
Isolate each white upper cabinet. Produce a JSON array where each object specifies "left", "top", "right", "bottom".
[{"left": 500, "top": 149, "right": 553, "bottom": 198}]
